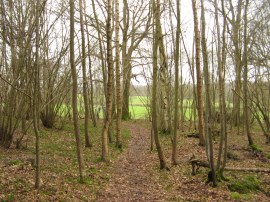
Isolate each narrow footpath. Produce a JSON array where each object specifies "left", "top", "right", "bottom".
[{"left": 96, "top": 122, "right": 168, "bottom": 201}]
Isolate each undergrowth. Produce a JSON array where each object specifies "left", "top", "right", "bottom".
[
  {"left": 228, "top": 175, "right": 261, "bottom": 194},
  {"left": 230, "top": 192, "right": 252, "bottom": 200},
  {"left": 249, "top": 144, "right": 263, "bottom": 152}
]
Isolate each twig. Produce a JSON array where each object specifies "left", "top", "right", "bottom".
[{"left": 0, "top": 74, "right": 31, "bottom": 98}]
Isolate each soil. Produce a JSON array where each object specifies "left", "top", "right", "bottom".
[{"left": 96, "top": 122, "right": 168, "bottom": 201}]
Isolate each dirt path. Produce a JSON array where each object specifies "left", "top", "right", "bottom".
[{"left": 96, "top": 122, "right": 167, "bottom": 201}]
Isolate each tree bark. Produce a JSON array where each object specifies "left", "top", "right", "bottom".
[
  {"left": 152, "top": 55, "right": 167, "bottom": 169},
  {"left": 229, "top": 0, "right": 243, "bottom": 130},
  {"left": 79, "top": 0, "right": 91, "bottom": 148},
  {"left": 155, "top": 0, "right": 170, "bottom": 133},
  {"left": 172, "top": 0, "right": 181, "bottom": 165},
  {"left": 152, "top": 0, "right": 168, "bottom": 170},
  {"left": 34, "top": 0, "right": 41, "bottom": 189},
  {"left": 83, "top": 0, "right": 96, "bottom": 127},
  {"left": 101, "top": 0, "right": 114, "bottom": 161},
  {"left": 201, "top": 0, "right": 216, "bottom": 187},
  {"left": 215, "top": 0, "right": 228, "bottom": 174},
  {"left": 121, "top": 0, "right": 130, "bottom": 120},
  {"left": 70, "top": 0, "right": 84, "bottom": 181},
  {"left": 115, "top": 0, "right": 122, "bottom": 148},
  {"left": 192, "top": 0, "right": 205, "bottom": 146},
  {"left": 243, "top": 0, "right": 253, "bottom": 146}
]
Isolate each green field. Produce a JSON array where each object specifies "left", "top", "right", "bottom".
[
  {"left": 129, "top": 96, "right": 150, "bottom": 106},
  {"left": 129, "top": 105, "right": 150, "bottom": 119},
  {"left": 56, "top": 96, "right": 211, "bottom": 120},
  {"left": 129, "top": 96, "right": 197, "bottom": 120}
]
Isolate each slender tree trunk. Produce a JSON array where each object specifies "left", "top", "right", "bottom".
[
  {"left": 70, "top": 0, "right": 84, "bottom": 181},
  {"left": 122, "top": 72, "right": 131, "bottom": 120},
  {"left": 34, "top": 0, "right": 41, "bottom": 189},
  {"left": 152, "top": 0, "right": 167, "bottom": 170},
  {"left": 88, "top": 58, "right": 97, "bottom": 127},
  {"left": 3, "top": 0, "right": 17, "bottom": 148},
  {"left": 220, "top": 0, "right": 228, "bottom": 173},
  {"left": 102, "top": 0, "right": 114, "bottom": 161},
  {"left": 180, "top": 45, "right": 184, "bottom": 132},
  {"left": 190, "top": 40, "right": 198, "bottom": 131},
  {"left": 229, "top": 0, "right": 243, "bottom": 130},
  {"left": 115, "top": 0, "right": 122, "bottom": 148},
  {"left": 243, "top": 0, "right": 253, "bottom": 146},
  {"left": 150, "top": 128, "right": 154, "bottom": 151},
  {"left": 172, "top": 0, "right": 181, "bottom": 165},
  {"left": 201, "top": 0, "right": 216, "bottom": 187},
  {"left": 156, "top": 2, "right": 170, "bottom": 133},
  {"left": 215, "top": 0, "right": 228, "bottom": 174},
  {"left": 83, "top": 0, "right": 96, "bottom": 127},
  {"left": 79, "top": 0, "right": 91, "bottom": 148},
  {"left": 91, "top": 0, "right": 107, "bottom": 97},
  {"left": 121, "top": 0, "right": 130, "bottom": 120},
  {"left": 192, "top": 0, "right": 205, "bottom": 146},
  {"left": 211, "top": 36, "right": 216, "bottom": 110}
]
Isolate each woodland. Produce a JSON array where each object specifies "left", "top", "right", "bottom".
[{"left": 0, "top": 0, "right": 270, "bottom": 201}]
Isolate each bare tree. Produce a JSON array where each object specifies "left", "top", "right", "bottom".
[
  {"left": 79, "top": 0, "right": 91, "bottom": 148},
  {"left": 152, "top": 0, "right": 168, "bottom": 170},
  {"left": 172, "top": 0, "right": 181, "bottom": 165},
  {"left": 33, "top": 0, "right": 41, "bottom": 189},
  {"left": 121, "top": 0, "right": 151, "bottom": 120},
  {"left": 84, "top": 0, "right": 96, "bottom": 127},
  {"left": 70, "top": 0, "right": 85, "bottom": 181},
  {"left": 192, "top": 0, "right": 205, "bottom": 146},
  {"left": 101, "top": 0, "right": 114, "bottom": 161},
  {"left": 201, "top": 0, "right": 216, "bottom": 186},
  {"left": 215, "top": 0, "right": 228, "bottom": 175},
  {"left": 228, "top": 0, "right": 243, "bottom": 130},
  {"left": 242, "top": 0, "right": 253, "bottom": 146},
  {"left": 156, "top": 1, "right": 170, "bottom": 134},
  {"left": 115, "top": 0, "right": 122, "bottom": 148}
]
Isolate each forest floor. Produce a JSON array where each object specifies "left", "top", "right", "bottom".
[
  {"left": 0, "top": 120, "right": 270, "bottom": 201},
  {"left": 96, "top": 122, "right": 168, "bottom": 201},
  {"left": 97, "top": 121, "right": 270, "bottom": 201}
]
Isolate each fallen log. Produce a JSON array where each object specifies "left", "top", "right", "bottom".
[
  {"left": 182, "top": 132, "right": 200, "bottom": 138},
  {"left": 184, "top": 130, "right": 220, "bottom": 140},
  {"left": 190, "top": 159, "right": 270, "bottom": 175},
  {"left": 190, "top": 159, "right": 210, "bottom": 175},
  {"left": 224, "top": 167, "right": 270, "bottom": 173}
]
